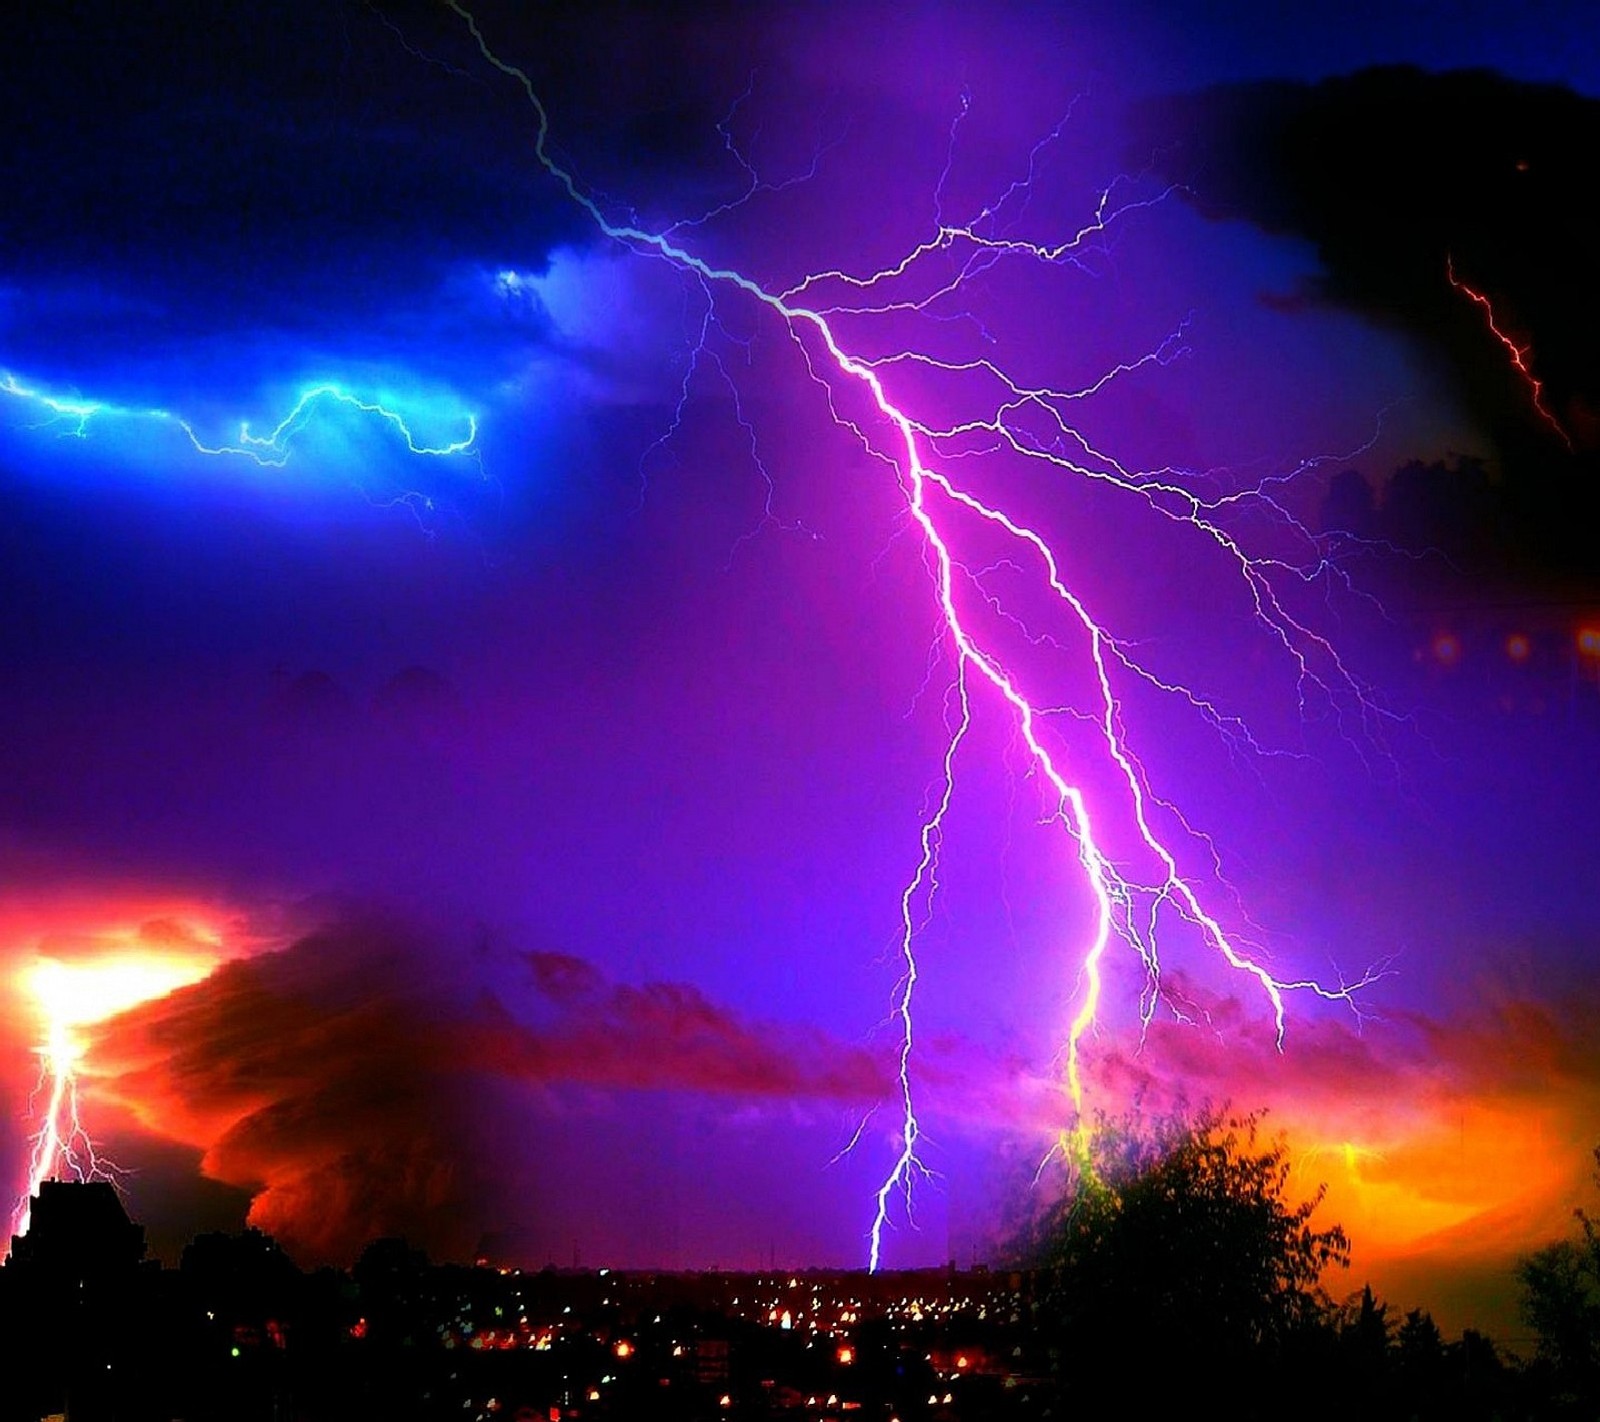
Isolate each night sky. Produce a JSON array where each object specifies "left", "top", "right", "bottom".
[{"left": 3, "top": 0, "right": 1599, "bottom": 1339}]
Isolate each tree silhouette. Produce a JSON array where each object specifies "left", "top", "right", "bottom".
[
  {"left": 1519, "top": 1149, "right": 1600, "bottom": 1414},
  {"left": 1022, "top": 1107, "right": 1347, "bottom": 1401}
]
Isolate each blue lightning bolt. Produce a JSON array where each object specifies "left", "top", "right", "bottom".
[
  {"left": 176, "top": 382, "right": 478, "bottom": 465},
  {"left": 1, "top": 368, "right": 479, "bottom": 500}
]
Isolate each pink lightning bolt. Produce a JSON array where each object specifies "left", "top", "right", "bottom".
[{"left": 446, "top": 6, "right": 1384, "bottom": 1266}]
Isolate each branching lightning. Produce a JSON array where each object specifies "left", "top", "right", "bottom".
[{"left": 443, "top": 3, "right": 1385, "bottom": 1267}]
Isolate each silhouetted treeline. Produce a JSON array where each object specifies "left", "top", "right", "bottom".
[{"left": 1320, "top": 455, "right": 1600, "bottom": 591}]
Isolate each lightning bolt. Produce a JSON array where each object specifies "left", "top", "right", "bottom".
[
  {"left": 1, "top": 369, "right": 480, "bottom": 514},
  {"left": 867, "top": 662, "right": 972, "bottom": 1271},
  {"left": 10, "top": 986, "right": 113, "bottom": 1245},
  {"left": 467, "top": 6, "right": 1389, "bottom": 1266},
  {"left": 177, "top": 382, "right": 479, "bottom": 465},
  {"left": 7, "top": 946, "right": 220, "bottom": 1252},
  {"left": 1445, "top": 255, "right": 1572, "bottom": 449}
]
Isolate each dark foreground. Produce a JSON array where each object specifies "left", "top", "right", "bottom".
[{"left": 0, "top": 1181, "right": 1582, "bottom": 1421}]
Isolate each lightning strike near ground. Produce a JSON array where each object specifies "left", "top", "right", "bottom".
[
  {"left": 444, "top": 5, "right": 1383, "bottom": 1267},
  {"left": 1445, "top": 255, "right": 1572, "bottom": 449},
  {"left": 8, "top": 945, "right": 218, "bottom": 1250}
]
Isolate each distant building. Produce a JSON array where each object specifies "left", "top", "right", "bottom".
[{"left": 6, "top": 1179, "right": 146, "bottom": 1280}]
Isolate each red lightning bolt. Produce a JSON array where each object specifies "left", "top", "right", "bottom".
[{"left": 1447, "top": 254, "right": 1571, "bottom": 449}]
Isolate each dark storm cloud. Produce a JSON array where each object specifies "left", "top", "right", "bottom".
[
  {"left": 0, "top": 1, "right": 599, "bottom": 404},
  {"left": 1, "top": 4, "right": 583, "bottom": 288},
  {"left": 93, "top": 920, "right": 891, "bottom": 1264},
  {"left": 1139, "top": 67, "right": 1600, "bottom": 580},
  {"left": 0, "top": 1, "right": 767, "bottom": 312}
]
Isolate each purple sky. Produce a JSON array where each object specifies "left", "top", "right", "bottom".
[{"left": 2, "top": 0, "right": 1599, "bottom": 1337}]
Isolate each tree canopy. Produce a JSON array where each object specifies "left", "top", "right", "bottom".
[
  {"left": 1519, "top": 1147, "right": 1600, "bottom": 1412},
  {"left": 1022, "top": 1107, "right": 1348, "bottom": 1384}
]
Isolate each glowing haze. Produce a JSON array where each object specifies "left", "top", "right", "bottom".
[{"left": 1, "top": 0, "right": 1598, "bottom": 1337}]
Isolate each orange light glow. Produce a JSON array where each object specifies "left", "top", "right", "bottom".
[
  {"left": 8, "top": 914, "right": 226, "bottom": 1246},
  {"left": 1310, "top": 1104, "right": 1574, "bottom": 1254},
  {"left": 1079, "top": 993, "right": 1600, "bottom": 1337},
  {"left": 24, "top": 949, "right": 218, "bottom": 1035},
  {"left": 1266, "top": 1089, "right": 1594, "bottom": 1338}
]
